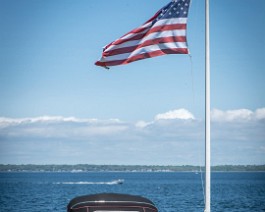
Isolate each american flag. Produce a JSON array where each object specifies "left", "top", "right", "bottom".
[{"left": 95, "top": 0, "right": 190, "bottom": 68}]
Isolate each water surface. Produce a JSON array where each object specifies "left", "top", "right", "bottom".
[{"left": 0, "top": 172, "right": 264, "bottom": 211}]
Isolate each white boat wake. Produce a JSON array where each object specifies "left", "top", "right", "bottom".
[{"left": 55, "top": 179, "right": 124, "bottom": 185}]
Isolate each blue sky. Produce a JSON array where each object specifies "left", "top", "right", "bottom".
[{"left": 0, "top": 0, "right": 264, "bottom": 165}]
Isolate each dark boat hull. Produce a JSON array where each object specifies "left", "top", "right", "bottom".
[{"left": 67, "top": 193, "right": 158, "bottom": 212}]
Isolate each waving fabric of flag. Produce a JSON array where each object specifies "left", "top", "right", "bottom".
[{"left": 95, "top": 0, "right": 190, "bottom": 68}]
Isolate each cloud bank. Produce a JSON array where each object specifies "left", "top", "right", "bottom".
[
  {"left": 0, "top": 108, "right": 264, "bottom": 165},
  {"left": 211, "top": 108, "right": 265, "bottom": 122}
]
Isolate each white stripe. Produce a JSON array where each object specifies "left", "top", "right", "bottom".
[
  {"left": 119, "top": 22, "right": 152, "bottom": 40},
  {"left": 105, "top": 29, "right": 187, "bottom": 52},
  {"left": 105, "top": 22, "right": 153, "bottom": 48},
  {"left": 118, "top": 18, "right": 187, "bottom": 41},
  {"left": 154, "top": 18, "right": 187, "bottom": 27},
  {"left": 139, "top": 21, "right": 153, "bottom": 30},
  {"left": 100, "top": 42, "right": 187, "bottom": 62}
]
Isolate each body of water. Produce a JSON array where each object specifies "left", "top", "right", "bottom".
[{"left": 0, "top": 172, "right": 264, "bottom": 211}]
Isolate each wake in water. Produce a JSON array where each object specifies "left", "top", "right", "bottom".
[{"left": 54, "top": 179, "right": 124, "bottom": 185}]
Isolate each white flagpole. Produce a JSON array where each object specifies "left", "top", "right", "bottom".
[{"left": 205, "top": 0, "right": 211, "bottom": 211}]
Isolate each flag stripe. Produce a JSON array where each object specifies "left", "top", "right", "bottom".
[
  {"left": 121, "top": 18, "right": 188, "bottom": 40},
  {"left": 95, "top": 48, "right": 188, "bottom": 67},
  {"left": 112, "top": 18, "right": 187, "bottom": 45},
  {"left": 101, "top": 42, "right": 188, "bottom": 62},
  {"left": 106, "top": 28, "right": 187, "bottom": 54},
  {"left": 108, "top": 23, "right": 186, "bottom": 48},
  {"left": 103, "top": 36, "right": 187, "bottom": 57}
]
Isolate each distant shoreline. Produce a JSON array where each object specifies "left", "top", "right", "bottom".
[{"left": 1, "top": 164, "right": 264, "bottom": 172}]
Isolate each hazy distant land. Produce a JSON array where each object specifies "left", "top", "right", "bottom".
[{"left": 0, "top": 164, "right": 264, "bottom": 172}]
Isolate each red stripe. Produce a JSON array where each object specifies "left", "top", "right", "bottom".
[
  {"left": 112, "top": 10, "right": 160, "bottom": 41},
  {"left": 103, "top": 36, "right": 187, "bottom": 57},
  {"left": 110, "top": 23, "right": 186, "bottom": 46},
  {"left": 123, "top": 8, "right": 162, "bottom": 35},
  {"left": 95, "top": 48, "right": 188, "bottom": 67},
  {"left": 150, "top": 23, "right": 186, "bottom": 34},
  {"left": 122, "top": 22, "right": 152, "bottom": 36},
  {"left": 123, "top": 23, "right": 186, "bottom": 39},
  {"left": 111, "top": 32, "right": 150, "bottom": 46}
]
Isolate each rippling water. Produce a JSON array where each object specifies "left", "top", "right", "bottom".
[{"left": 0, "top": 172, "right": 264, "bottom": 211}]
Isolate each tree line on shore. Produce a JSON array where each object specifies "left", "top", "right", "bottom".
[{"left": 0, "top": 164, "right": 264, "bottom": 172}]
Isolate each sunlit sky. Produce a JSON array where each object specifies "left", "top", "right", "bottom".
[{"left": 0, "top": 0, "right": 264, "bottom": 165}]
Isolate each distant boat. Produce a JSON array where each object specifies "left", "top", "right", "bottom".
[
  {"left": 104, "top": 179, "right": 124, "bottom": 185},
  {"left": 112, "top": 179, "right": 124, "bottom": 185}
]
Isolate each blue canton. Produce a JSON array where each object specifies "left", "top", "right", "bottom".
[{"left": 154, "top": 0, "right": 190, "bottom": 23}]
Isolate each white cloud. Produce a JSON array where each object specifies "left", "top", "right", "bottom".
[
  {"left": 0, "top": 116, "right": 122, "bottom": 127},
  {"left": 211, "top": 108, "right": 265, "bottom": 122},
  {"left": 154, "top": 108, "right": 195, "bottom": 121},
  {"left": 0, "top": 116, "right": 126, "bottom": 138},
  {"left": 0, "top": 108, "right": 264, "bottom": 165},
  {"left": 135, "top": 120, "right": 151, "bottom": 128},
  {"left": 255, "top": 108, "right": 265, "bottom": 120},
  {"left": 211, "top": 108, "right": 264, "bottom": 122}
]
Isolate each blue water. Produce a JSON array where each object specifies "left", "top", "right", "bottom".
[{"left": 0, "top": 172, "right": 264, "bottom": 211}]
